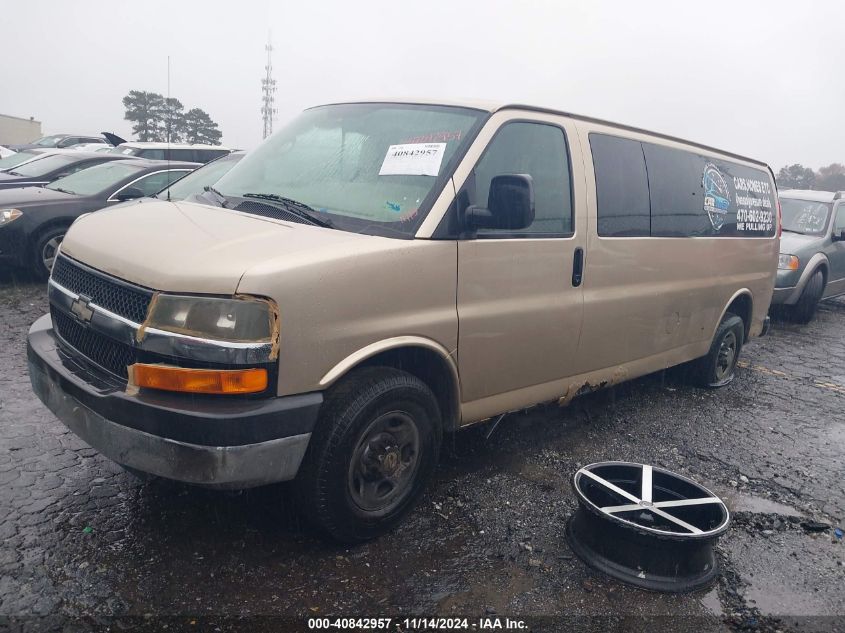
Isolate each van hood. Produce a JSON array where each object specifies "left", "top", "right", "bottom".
[
  {"left": 60, "top": 198, "right": 384, "bottom": 295},
  {"left": 780, "top": 230, "right": 824, "bottom": 254}
]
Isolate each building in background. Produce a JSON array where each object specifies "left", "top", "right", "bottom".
[{"left": 0, "top": 114, "right": 42, "bottom": 145}]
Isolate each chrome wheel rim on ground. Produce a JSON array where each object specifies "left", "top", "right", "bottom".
[
  {"left": 566, "top": 462, "right": 730, "bottom": 592},
  {"left": 42, "top": 235, "right": 63, "bottom": 272},
  {"left": 347, "top": 411, "right": 421, "bottom": 514},
  {"left": 715, "top": 331, "right": 737, "bottom": 382}
]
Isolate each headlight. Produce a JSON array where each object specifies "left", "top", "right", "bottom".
[
  {"left": 778, "top": 254, "right": 800, "bottom": 271},
  {"left": 145, "top": 295, "right": 275, "bottom": 342},
  {"left": 0, "top": 209, "right": 22, "bottom": 226}
]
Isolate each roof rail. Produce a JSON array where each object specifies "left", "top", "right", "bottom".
[{"left": 835, "top": 191, "right": 843, "bottom": 200}]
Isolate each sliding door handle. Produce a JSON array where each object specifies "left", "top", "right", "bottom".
[{"left": 572, "top": 247, "right": 584, "bottom": 287}]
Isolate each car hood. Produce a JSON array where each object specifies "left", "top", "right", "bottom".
[
  {"left": 60, "top": 199, "right": 392, "bottom": 295},
  {"left": 780, "top": 231, "right": 825, "bottom": 254},
  {"left": 0, "top": 186, "right": 79, "bottom": 207}
]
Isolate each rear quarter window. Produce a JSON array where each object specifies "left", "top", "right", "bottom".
[
  {"left": 590, "top": 132, "right": 776, "bottom": 238},
  {"left": 645, "top": 143, "right": 776, "bottom": 238}
]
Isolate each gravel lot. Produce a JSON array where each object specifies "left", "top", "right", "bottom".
[{"left": 1, "top": 270, "right": 843, "bottom": 633}]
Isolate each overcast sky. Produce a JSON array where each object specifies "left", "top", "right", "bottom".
[{"left": 2, "top": 0, "right": 842, "bottom": 169}]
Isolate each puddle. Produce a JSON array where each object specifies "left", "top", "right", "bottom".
[
  {"left": 745, "top": 582, "right": 832, "bottom": 617},
  {"left": 699, "top": 587, "right": 722, "bottom": 616},
  {"left": 721, "top": 491, "right": 804, "bottom": 517}
]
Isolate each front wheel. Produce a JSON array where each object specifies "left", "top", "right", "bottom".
[
  {"left": 690, "top": 312, "right": 744, "bottom": 388},
  {"left": 790, "top": 269, "right": 824, "bottom": 324},
  {"left": 31, "top": 226, "right": 67, "bottom": 281},
  {"left": 295, "top": 367, "right": 442, "bottom": 542}
]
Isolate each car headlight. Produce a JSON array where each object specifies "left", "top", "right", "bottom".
[
  {"left": 144, "top": 295, "right": 275, "bottom": 342},
  {"left": 0, "top": 209, "right": 22, "bottom": 226},
  {"left": 778, "top": 254, "right": 800, "bottom": 271}
]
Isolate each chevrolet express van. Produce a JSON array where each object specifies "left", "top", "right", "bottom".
[{"left": 27, "top": 100, "right": 778, "bottom": 541}]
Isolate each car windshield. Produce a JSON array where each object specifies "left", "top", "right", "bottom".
[
  {"left": 46, "top": 161, "right": 143, "bottom": 196},
  {"left": 780, "top": 198, "right": 832, "bottom": 236},
  {"left": 0, "top": 150, "right": 39, "bottom": 170},
  {"left": 158, "top": 154, "right": 242, "bottom": 200},
  {"left": 9, "top": 153, "right": 77, "bottom": 177},
  {"left": 214, "top": 103, "right": 485, "bottom": 237},
  {"left": 32, "top": 135, "right": 64, "bottom": 147},
  {"left": 109, "top": 146, "right": 137, "bottom": 155}
]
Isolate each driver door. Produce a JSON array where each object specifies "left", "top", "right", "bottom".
[{"left": 456, "top": 113, "right": 585, "bottom": 420}]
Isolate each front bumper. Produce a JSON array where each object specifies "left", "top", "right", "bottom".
[{"left": 27, "top": 313, "right": 322, "bottom": 488}]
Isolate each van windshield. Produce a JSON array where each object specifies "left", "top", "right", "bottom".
[
  {"left": 780, "top": 198, "right": 831, "bottom": 236},
  {"left": 214, "top": 103, "right": 485, "bottom": 237}
]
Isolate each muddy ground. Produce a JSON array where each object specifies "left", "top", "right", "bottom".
[{"left": 0, "top": 270, "right": 843, "bottom": 633}]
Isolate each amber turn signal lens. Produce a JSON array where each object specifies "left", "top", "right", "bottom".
[{"left": 131, "top": 364, "right": 268, "bottom": 394}]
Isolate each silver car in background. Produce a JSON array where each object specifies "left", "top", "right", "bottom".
[{"left": 772, "top": 190, "right": 845, "bottom": 322}]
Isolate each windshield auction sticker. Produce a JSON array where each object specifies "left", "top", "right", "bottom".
[{"left": 379, "top": 143, "right": 446, "bottom": 177}]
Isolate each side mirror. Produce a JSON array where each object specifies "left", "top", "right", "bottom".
[
  {"left": 833, "top": 229, "right": 845, "bottom": 242},
  {"left": 114, "top": 187, "right": 144, "bottom": 201},
  {"left": 463, "top": 174, "right": 535, "bottom": 231}
]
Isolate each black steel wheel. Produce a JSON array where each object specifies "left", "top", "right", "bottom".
[
  {"left": 566, "top": 462, "right": 730, "bottom": 592},
  {"left": 690, "top": 312, "right": 744, "bottom": 388},
  {"left": 295, "top": 367, "right": 441, "bottom": 542},
  {"left": 347, "top": 410, "right": 421, "bottom": 514}
]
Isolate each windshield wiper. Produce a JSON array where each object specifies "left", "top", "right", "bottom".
[
  {"left": 241, "top": 193, "right": 334, "bottom": 228},
  {"left": 50, "top": 187, "right": 76, "bottom": 195},
  {"left": 7, "top": 170, "right": 22, "bottom": 176},
  {"left": 781, "top": 228, "right": 802, "bottom": 234}
]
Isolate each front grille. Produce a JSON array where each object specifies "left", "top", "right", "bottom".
[
  {"left": 52, "top": 255, "right": 153, "bottom": 324},
  {"left": 235, "top": 201, "right": 310, "bottom": 225},
  {"left": 52, "top": 308, "right": 136, "bottom": 379}
]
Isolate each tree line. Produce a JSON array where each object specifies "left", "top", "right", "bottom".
[
  {"left": 122, "top": 90, "right": 223, "bottom": 145},
  {"left": 776, "top": 163, "right": 845, "bottom": 191}
]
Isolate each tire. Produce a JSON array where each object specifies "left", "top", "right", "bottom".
[
  {"left": 295, "top": 367, "right": 442, "bottom": 542},
  {"left": 790, "top": 269, "right": 824, "bottom": 324},
  {"left": 690, "top": 312, "right": 744, "bottom": 388},
  {"left": 31, "top": 226, "right": 68, "bottom": 281}
]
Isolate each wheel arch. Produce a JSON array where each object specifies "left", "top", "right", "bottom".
[
  {"left": 28, "top": 217, "right": 75, "bottom": 257},
  {"left": 786, "top": 253, "right": 830, "bottom": 305},
  {"left": 716, "top": 289, "right": 754, "bottom": 340},
  {"left": 318, "top": 337, "right": 461, "bottom": 432}
]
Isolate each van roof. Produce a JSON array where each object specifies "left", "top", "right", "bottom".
[
  {"left": 116, "top": 142, "right": 230, "bottom": 151},
  {"left": 317, "top": 98, "right": 772, "bottom": 171},
  {"left": 778, "top": 189, "right": 840, "bottom": 202}
]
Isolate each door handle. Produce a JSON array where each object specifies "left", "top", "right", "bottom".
[{"left": 572, "top": 247, "right": 584, "bottom": 287}]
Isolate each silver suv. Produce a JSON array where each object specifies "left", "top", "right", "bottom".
[{"left": 772, "top": 190, "right": 845, "bottom": 322}]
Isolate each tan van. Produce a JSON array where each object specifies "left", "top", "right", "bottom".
[{"left": 27, "top": 100, "right": 778, "bottom": 541}]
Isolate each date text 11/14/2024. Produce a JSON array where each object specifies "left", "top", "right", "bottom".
[{"left": 307, "top": 617, "right": 528, "bottom": 630}]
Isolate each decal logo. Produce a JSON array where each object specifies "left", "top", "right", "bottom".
[
  {"left": 702, "top": 163, "right": 730, "bottom": 231},
  {"left": 70, "top": 296, "right": 94, "bottom": 324}
]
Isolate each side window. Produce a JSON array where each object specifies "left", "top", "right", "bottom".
[
  {"left": 835, "top": 204, "right": 845, "bottom": 233},
  {"left": 642, "top": 144, "right": 713, "bottom": 237},
  {"left": 139, "top": 149, "right": 166, "bottom": 160},
  {"left": 130, "top": 170, "right": 191, "bottom": 196},
  {"left": 472, "top": 121, "right": 573, "bottom": 237},
  {"left": 170, "top": 149, "right": 195, "bottom": 161},
  {"left": 590, "top": 134, "right": 650, "bottom": 237}
]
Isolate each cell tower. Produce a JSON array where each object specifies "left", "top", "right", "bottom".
[{"left": 261, "top": 35, "right": 277, "bottom": 139}]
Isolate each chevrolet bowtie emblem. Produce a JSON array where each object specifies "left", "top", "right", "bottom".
[{"left": 70, "top": 296, "right": 94, "bottom": 323}]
